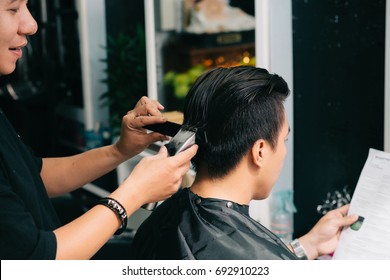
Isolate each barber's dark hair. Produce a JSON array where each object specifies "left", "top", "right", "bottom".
[{"left": 182, "top": 66, "right": 290, "bottom": 179}]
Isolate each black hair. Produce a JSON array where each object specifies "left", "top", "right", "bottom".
[{"left": 182, "top": 66, "right": 290, "bottom": 179}]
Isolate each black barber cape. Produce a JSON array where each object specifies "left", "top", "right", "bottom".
[
  {"left": 132, "top": 188, "right": 298, "bottom": 260},
  {"left": 0, "top": 108, "right": 60, "bottom": 259}
]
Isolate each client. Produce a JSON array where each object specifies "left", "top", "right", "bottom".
[{"left": 131, "top": 66, "right": 358, "bottom": 260}]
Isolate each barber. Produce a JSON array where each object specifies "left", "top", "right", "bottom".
[{"left": 0, "top": 0, "right": 198, "bottom": 259}]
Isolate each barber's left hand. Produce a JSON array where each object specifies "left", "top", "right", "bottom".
[{"left": 115, "top": 96, "right": 169, "bottom": 158}]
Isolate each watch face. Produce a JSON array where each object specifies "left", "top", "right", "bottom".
[{"left": 350, "top": 216, "right": 365, "bottom": 231}]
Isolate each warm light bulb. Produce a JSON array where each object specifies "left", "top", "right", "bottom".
[{"left": 242, "top": 56, "right": 250, "bottom": 64}]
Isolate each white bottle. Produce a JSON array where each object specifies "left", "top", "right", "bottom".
[
  {"left": 270, "top": 191, "right": 295, "bottom": 245},
  {"left": 271, "top": 206, "right": 293, "bottom": 245}
]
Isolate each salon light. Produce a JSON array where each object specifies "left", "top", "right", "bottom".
[{"left": 242, "top": 56, "right": 250, "bottom": 64}]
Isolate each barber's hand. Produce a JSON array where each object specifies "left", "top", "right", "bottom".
[
  {"left": 298, "top": 204, "right": 358, "bottom": 259},
  {"left": 121, "top": 144, "right": 198, "bottom": 207},
  {"left": 115, "top": 96, "right": 169, "bottom": 158}
]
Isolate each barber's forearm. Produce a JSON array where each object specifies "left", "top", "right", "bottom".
[
  {"left": 53, "top": 180, "right": 144, "bottom": 259},
  {"left": 54, "top": 204, "right": 120, "bottom": 259},
  {"left": 41, "top": 144, "right": 128, "bottom": 197}
]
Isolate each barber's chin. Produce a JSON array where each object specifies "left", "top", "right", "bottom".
[{"left": 0, "top": 64, "right": 17, "bottom": 76}]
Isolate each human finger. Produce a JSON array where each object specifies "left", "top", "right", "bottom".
[
  {"left": 335, "top": 204, "right": 350, "bottom": 216},
  {"left": 135, "top": 96, "right": 155, "bottom": 108},
  {"left": 126, "top": 107, "right": 161, "bottom": 120},
  {"left": 330, "top": 204, "right": 358, "bottom": 227},
  {"left": 147, "top": 132, "right": 170, "bottom": 143},
  {"left": 341, "top": 214, "right": 359, "bottom": 227},
  {"left": 152, "top": 99, "right": 165, "bottom": 110},
  {"left": 133, "top": 97, "right": 164, "bottom": 117},
  {"left": 156, "top": 145, "right": 169, "bottom": 157},
  {"left": 125, "top": 114, "right": 167, "bottom": 129},
  {"left": 171, "top": 145, "right": 198, "bottom": 166}
]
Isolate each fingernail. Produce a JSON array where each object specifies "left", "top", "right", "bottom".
[{"left": 350, "top": 216, "right": 365, "bottom": 231}]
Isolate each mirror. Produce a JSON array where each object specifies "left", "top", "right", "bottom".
[
  {"left": 145, "top": 0, "right": 256, "bottom": 112},
  {"left": 144, "top": 0, "right": 294, "bottom": 228}
]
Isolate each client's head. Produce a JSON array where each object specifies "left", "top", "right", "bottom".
[{"left": 182, "top": 66, "right": 290, "bottom": 195}]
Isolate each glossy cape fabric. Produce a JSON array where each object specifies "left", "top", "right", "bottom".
[{"left": 132, "top": 188, "right": 298, "bottom": 260}]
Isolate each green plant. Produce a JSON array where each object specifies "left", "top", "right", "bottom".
[
  {"left": 164, "top": 64, "right": 206, "bottom": 99},
  {"left": 100, "top": 25, "right": 147, "bottom": 136},
  {"left": 163, "top": 64, "right": 206, "bottom": 111},
  {"left": 163, "top": 55, "right": 256, "bottom": 111}
]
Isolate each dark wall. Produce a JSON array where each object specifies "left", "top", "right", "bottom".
[
  {"left": 292, "top": 0, "right": 385, "bottom": 237},
  {"left": 105, "top": 0, "right": 145, "bottom": 37},
  {"left": 230, "top": 0, "right": 255, "bottom": 16}
]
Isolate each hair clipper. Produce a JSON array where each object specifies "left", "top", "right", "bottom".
[{"left": 142, "top": 124, "right": 196, "bottom": 210}]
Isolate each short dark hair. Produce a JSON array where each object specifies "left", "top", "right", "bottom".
[{"left": 182, "top": 66, "right": 290, "bottom": 179}]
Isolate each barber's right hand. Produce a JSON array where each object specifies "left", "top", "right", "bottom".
[{"left": 120, "top": 144, "right": 198, "bottom": 208}]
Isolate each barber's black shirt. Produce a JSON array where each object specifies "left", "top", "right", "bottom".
[
  {"left": 132, "top": 188, "right": 298, "bottom": 260},
  {"left": 0, "top": 108, "right": 60, "bottom": 259}
]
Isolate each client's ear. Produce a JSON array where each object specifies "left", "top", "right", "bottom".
[{"left": 251, "top": 139, "right": 268, "bottom": 168}]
